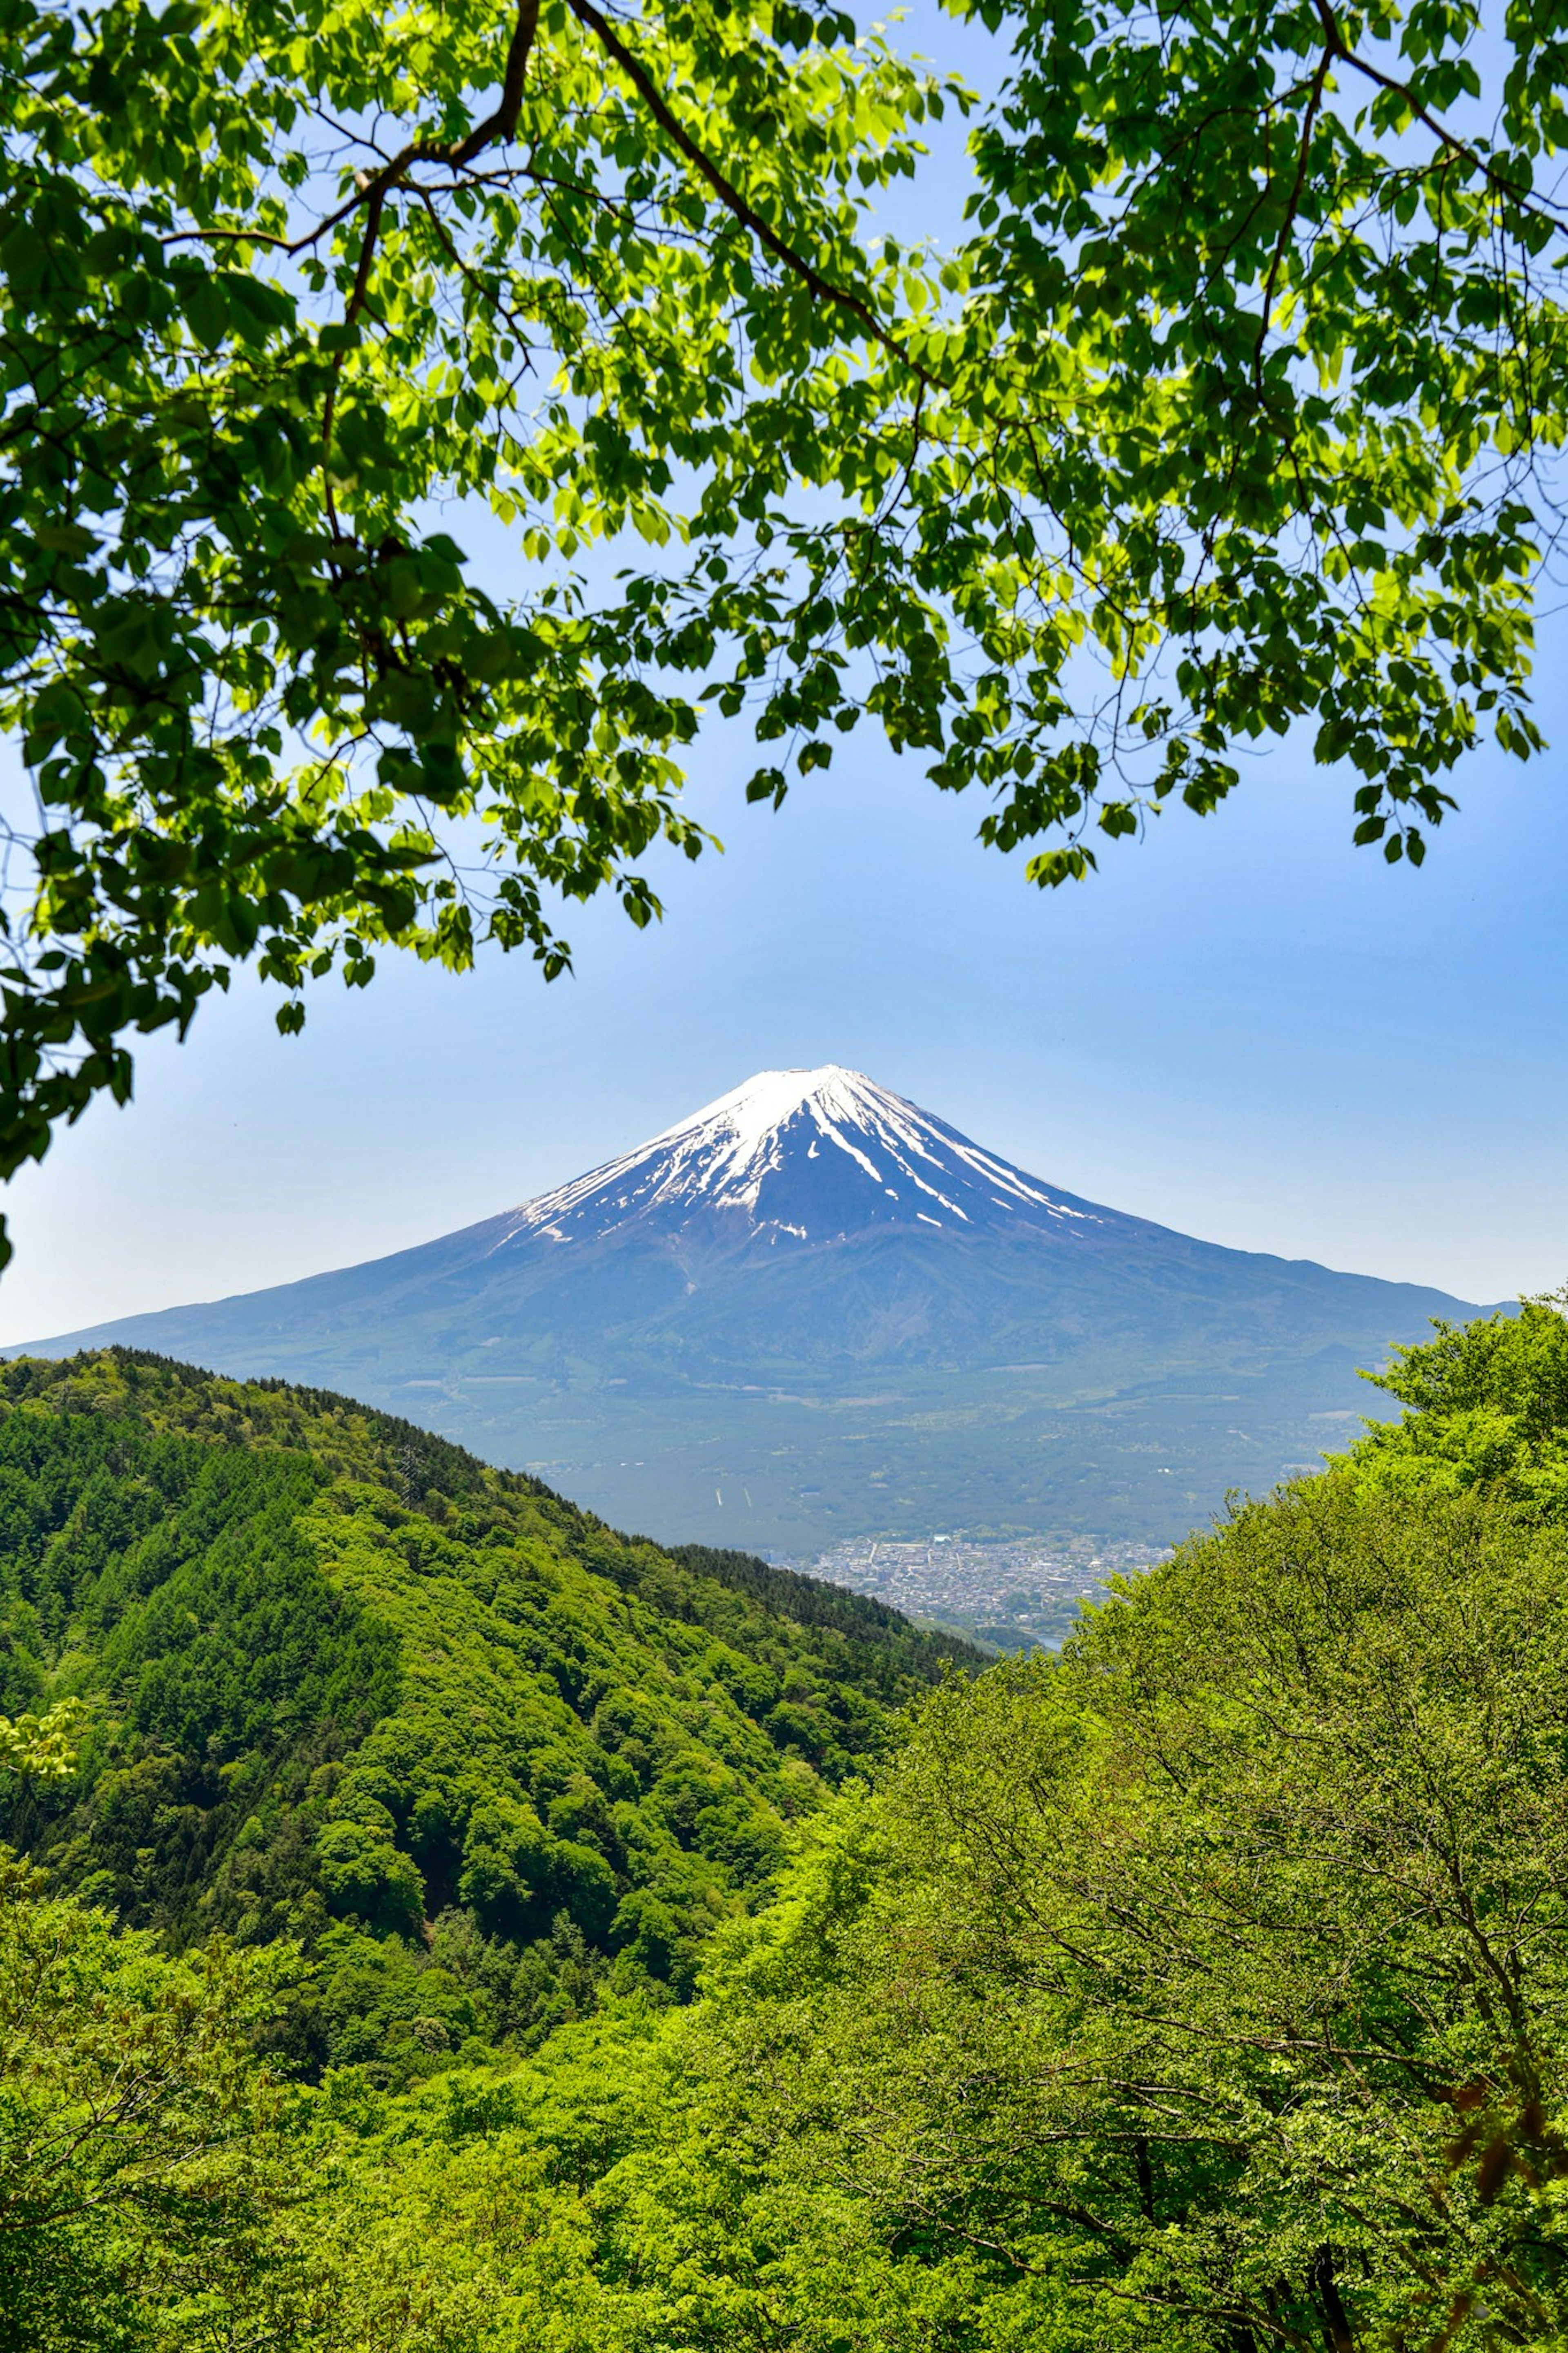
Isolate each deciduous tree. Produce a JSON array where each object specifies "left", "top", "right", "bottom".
[{"left": 2, "top": 0, "right": 1562, "bottom": 1255}]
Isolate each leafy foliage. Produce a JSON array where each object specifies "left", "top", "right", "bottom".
[
  {"left": 1, "top": 0, "right": 1565, "bottom": 1252},
  {"left": 702, "top": 1477, "right": 1568, "bottom": 2352},
  {"left": 307, "top": 1468, "right": 1568, "bottom": 2353},
  {"left": 12, "top": 1310, "right": 1568, "bottom": 2345},
  {"left": 0, "top": 0, "right": 951, "bottom": 1236},
  {"left": 1344, "top": 1287, "right": 1568, "bottom": 1508},
  {"left": 0, "top": 1853, "right": 296, "bottom": 2351}
]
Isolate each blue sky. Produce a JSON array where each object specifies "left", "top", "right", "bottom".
[
  {"left": 2, "top": 687, "right": 1562, "bottom": 1341},
  {"left": 1, "top": 7, "right": 1564, "bottom": 1340}
]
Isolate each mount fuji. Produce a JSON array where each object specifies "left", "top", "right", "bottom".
[{"left": 12, "top": 1066, "right": 1491, "bottom": 1547}]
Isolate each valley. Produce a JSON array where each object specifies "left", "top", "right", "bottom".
[{"left": 792, "top": 1530, "right": 1167, "bottom": 1650}]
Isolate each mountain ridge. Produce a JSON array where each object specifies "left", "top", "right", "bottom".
[{"left": 0, "top": 1345, "right": 980, "bottom": 2088}]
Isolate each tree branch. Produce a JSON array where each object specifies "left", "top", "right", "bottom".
[
  {"left": 1310, "top": 0, "right": 1568, "bottom": 236},
  {"left": 1253, "top": 46, "right": 1332, "bottom": 391},
  {"left": 565, "top": 0, "right": 938, "bottom": 387},
  {"left": 338, "top": 0, "right": 542, "bottom": 328},
  {"left": 318, "top": 0, "right": 541, "bottom": 529}
]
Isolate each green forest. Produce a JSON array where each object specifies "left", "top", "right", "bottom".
[{"left": 4, "top": 1315, "right": 1568, "bottom": 2347}]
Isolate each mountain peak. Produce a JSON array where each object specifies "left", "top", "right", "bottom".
[
  {"left": 501, "top": 1065, "right": 1110, "bottom": 1251},
  {"left": 648, "top": 1064, "right": 898, "bottom": 1155}
]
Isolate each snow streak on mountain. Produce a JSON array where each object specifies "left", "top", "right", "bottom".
[{"left": 497, "top": 1066, "right": 1116, "bottom": 1249}]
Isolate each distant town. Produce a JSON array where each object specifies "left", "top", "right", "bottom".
[{"left": 791, "top": 1533, "right": 1172, "bottom": 1652}]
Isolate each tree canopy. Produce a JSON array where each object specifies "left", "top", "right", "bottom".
[
  {"left": 1, "top": 0, "right": 1564, "bottom": 1246},
  {"left": 0, "top": 1350, "right": 978, "bottom": 2071},
  {"left": 8, "top": 1311, "right": 1568, "bottom": 2344}
]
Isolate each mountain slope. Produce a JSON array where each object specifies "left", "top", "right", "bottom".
[
  {"left": 0, "top": 1349, "right": 980, "bottom": 2079},
  {"left": 12, "top": 1069, "right": 1493, "bottom": 1546}
]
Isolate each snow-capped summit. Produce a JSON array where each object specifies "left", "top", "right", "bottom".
[{"left": 498, "top": 1065, "right": 1113, "bottom": 1250}]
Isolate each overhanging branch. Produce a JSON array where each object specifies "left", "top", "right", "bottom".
[{"left": 566, "top": 0, "right": 939, "bottom": 387}]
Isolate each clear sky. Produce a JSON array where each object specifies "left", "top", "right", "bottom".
[{"left": 1, "top": 9, "right": 1563, "bottom": 1341}]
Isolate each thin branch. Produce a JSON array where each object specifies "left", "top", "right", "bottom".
[
  {"left": 1312, "top": 0, "right": 1568, "bottom": 236},
  {"left": 318, "top": 0, "right": 542, "bottom": 525},
  {"left": 565, "top": 0, "right": 940, "bottom": 390},
  {"left": 1253, "top": 46, "right": 1332, "bottom": 392}
]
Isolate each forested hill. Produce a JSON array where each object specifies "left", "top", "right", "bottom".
[
  {"left": 0, "top": 1349, "right": 979, "bottom": 2076},
  {"left": 19, "top": 1304, "right": 1568, "bottom": 2348}
]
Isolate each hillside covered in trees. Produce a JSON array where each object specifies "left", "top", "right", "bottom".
[
  {"left": 0, "top": 1351, "right": 980, "bottom": 2087},
  {"left": 7, "top": 1311, "right": 1568, "bottom": 2348}
]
